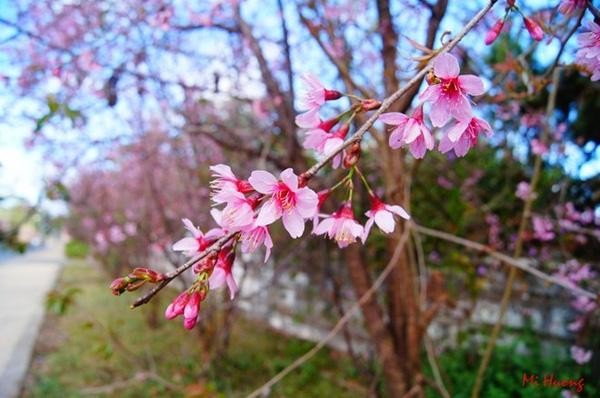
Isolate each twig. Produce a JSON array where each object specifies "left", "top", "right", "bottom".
[
  {"left": 424, "top": 336, "right": 451, "bottom": 398},
  {"left": 244, "top": 227, "right": 411, "bottom": 398},
  {"left": 301, "top": 0, "right": 498, "bottom": 182},
  {"left": 412, "top": 223, "right": 597, "bottom": 299},
  {"left": 131, "top": 231, "right": 238, "bottom": 308},
  {"left": 587, "top": 0, "right": 600, "bottom": 21}
]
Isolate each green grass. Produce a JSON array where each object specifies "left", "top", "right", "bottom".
[{"left": 23, "top": 262, "right": 367, "bottom": 398}]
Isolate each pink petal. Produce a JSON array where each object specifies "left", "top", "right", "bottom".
[
  {"left": 210, "top": 209, "right": 223, "bottom": 227},
  {"left": 209, "top": 268, "right": 226, "bottom": 289},
  {"left": 361, "top": 217, "right": 375, "bottom": 242},
  {"left": 410, "top": 136, "right": 427, "bottom": 159},
  {"left": 204, "top": 228, "right": 224, "bottom": 240},
  {"left": 226, "top": 274, "right": 238, "bottom": 300},
  {"left": 263, "top": 231, "right": 273, "bottom": 262},
  {"left": 434, "top": 53, "right": 460, "bottom": 79},
  {"left": 421, "top": 126, "right": 434, "bottom": 150},
  {"left": 379, "top": 112, "right": 408, "bottom": 125},
  {"left": 182, "top": 218, "right": 202, "bottom": 238},
  {"left": 403, "top": 119, "right": 421, "bottom": 144},
  {"left": 295, "top": 107, "right": 320, "bottom": 128},
  {"left": 388, "top": 126, "right": 406, "bottom": 149},
  {"left": 294, "top": 187, "right": 318, "bottom": 218},
  {"left": 438, "top": 134, "right": 453, "bottom": 154},
  {"left": 453, "top": 134, "right": 471, "bottom": 157},
  {"left": 248, "top": 170, "right": 278, "bottom": 194},
  {"left": 447, "top": 120, "right": 469, "bottom": 142},
  {"left": 374, "top": 210, "right": 395, "bottom": 233},
  {"left": 302, "top": 73, "right": 325, "bottom": 90},
  {"left": 419, "top": 85, "right": 441, "bottom": 102},
  {"left": 449, "top": 95, "right": 473, "bottom": 122},
  {"left": 282, "top": 208, "right": 305, "bottom": 238},
  {"left": 429, "top": 101, "right": 451, "bottom": 127},
  {"left": 255, "top": 198, "right": 281, "bottom": 226},
  {"left": 323, "top": 137, "right": 344, "bottom": 156},
  {"left": 280, "top": 168, "right": 298, "bottom": 191},
  {"left": 209, "top": 164, "right": 236, "bottom": 179},
  {"left": 387, "top": 205, "right": 410, "bottom": 220},
  {"left": 172, "top": 237, "right": 198, "bottom": 252},
  {"left": 314, "top": 217, "right": 334, "bottom": 235},
  {"left": 458, "top": 75, "right": 485, "bottom": 96},
  {"left": 304, "top": 129, "right": 328, "bottom": 150}
]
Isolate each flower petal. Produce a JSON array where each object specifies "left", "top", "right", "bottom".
[
  {"left": 172, "top": 237, "right": 198, "bottom": 252},
  {"left": 249, "top": 170, "right": 278, "bottom": 194},
  {"left": 255, "top": 198, "right": 281, "bottom": 226},
  {"left": 379, "top": 112, "right": 408, "bottom": 125},
  {"left": 374, "top": 210, "right": 395, "bottom": 233},
  {"left": 294, "top": 187, "right": 318, "bottom": 218},
  {"left": 387, "top": 205, "right": 410, "bottom": 220},
  {"left": 280, "top": 168, "right": 298, "bottom": 191},
  {"left": 282, "top": 209, "right": 305, "bottom": 238},
  {"left": 295, "top": 107, "right": 320, "bottom": 128},
  {"left": 459, "top": 75, "right": 485, "bottom": 96},
  {"left": 434, "top": 53, "right": 460, "bottom": 79},
  {"left": 447, "top": 120, "right": 469, "bottom": 142}
]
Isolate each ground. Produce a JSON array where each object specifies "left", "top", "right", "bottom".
[{"left": 20, "top": 261, "right": 370, "bottom": 398}]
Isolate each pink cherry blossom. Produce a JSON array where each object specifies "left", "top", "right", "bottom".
[
  {"left": 240, "top": 223, "right": 273, "bottom": 262},
  {"left": 570, "top": 346, "right": 592, "bottom": 365},
  {"left": 210, "top": 164, "right": 253, "bottom": 204},
  {"left": 576, "top": 21, "right": 600, "bottom": 81},
  {"left": 220, "top": 191, "right": 256, "bottom": 230},
  {"left": 531, "top": 139, "right": 548, "bottom": 155},
  {"left": 248, "top": 168, "right": 318, "bottom": 238},
  {"left": 485, "top": 19, "right": 505, "bottom": 45},
  {"left": 379, "top": 106, "right": 434, "bottom": 158},
  {"left": 523, "top": 17, "right": 544, "bottom": 41},
  {"left": 295, "top": 74, "right": 342, "bottom": 128},
  {"left": 314, "top": 202, "right": 364, "bottom": 248},
  {"left": 362, "top": 195, "right": 410, "bottom": 241},
  {"left": 172, "top": 217, "right": 224, "bottom": 256},
  {"left": 559, "top": 0, "right": 586, "bottom": 15},
  {"left": 165, "top": 291, "right": 189, "bottom": 320},
  {"left": 532, "top": 215, "right": 555, "bottom": 241},
  {"left": 515, "top": 181, "right": 532, "bottom": 201},
  {"left": 303, "top": 123, "right": 348, "bottom": 168},
  {"left": 571, "top": 296, "right": 596, "bottom": 313},
  {"left": 567, "top": 316, "right": 585, "bottom": 332},
  {"left": 439, "top": 117, "right": 492, "bottom": 157},
  {"left": 209, "top": 251, "right": 238, "bottom": 300},
  {"left": 165, "top": 290, "right": 202, "bottom": 329},
  {"left": 419, "top": 53, "right": 485, "bottom": 127}
]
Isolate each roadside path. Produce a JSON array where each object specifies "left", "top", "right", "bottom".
[{"left": 0, "top": 239, "right": 64, "bottom": 398}]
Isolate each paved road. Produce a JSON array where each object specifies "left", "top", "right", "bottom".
[{"left": 0, "top": 240, "right": 64, "bottom": 398}]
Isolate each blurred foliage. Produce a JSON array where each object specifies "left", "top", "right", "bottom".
[{"left": 64, "top": 239, "right": 89, "bottom": 259}]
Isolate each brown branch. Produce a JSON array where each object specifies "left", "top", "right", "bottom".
[{"left": 245, "top": 227, "right": 411, "bottom": 398}]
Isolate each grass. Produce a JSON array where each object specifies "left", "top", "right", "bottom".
[{"left": 22, "top": 261, "right": 368, "bottom": 398}]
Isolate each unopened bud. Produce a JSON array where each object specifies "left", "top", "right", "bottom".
[
  {"left": 524, "top": 17, "right": 543, "bottom": 41},
  {"left": 110, "top": 277, "right": 129, "bottom": 296},
  {"left": 343, "top": 142, "right": 361, "bottom": 168},
  {"left": 193, "top": 252, "right": 218, "bottom": 274},
  {"left": 130, "top": 267, "right": 164, "bottom": 283},
  {"left": 324, "top": 89, "right": 343, "bottom": 101},
  {"left": 485, "top": 19, "right": 505, "bottom": 45},
  {"left": 360, "top": 99, "right": 381, "bottom": 111}
]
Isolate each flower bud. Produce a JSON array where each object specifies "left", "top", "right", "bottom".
[
  {"left": 110, "top": 277, "right": 129, "bottom": 296},
  {"left": 324, "top": 89, "right": 343, "bottom": 101},
  {"left": 343, "top": 142, "right": 361, "bottom": 168},
  {"left": 524, "top": 17, "right": 543, "bottom": 41},
  {"left": 130, "top": 267, "right": 163, "bottom": 283},
  {"left": 360, "top": 99, "right": 381, "bottom": 111},
  {"left": 485, "top": 19, "right": 505, "bottom": 45}
]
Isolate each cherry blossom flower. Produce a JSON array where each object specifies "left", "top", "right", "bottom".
[
  {"left": 172, "top": 217, "right": 224, "bottom": 256},
  {"left": 362, "top": 195, "right": 410, "bottom": 241},
  {"left": 531, "top": 138, "right": 548, "bottom": 155},
  {"left": 515, "top": 181, "right": 532, "bottom": 200},
  {"left": 240, "top": 223, "right": 273, "bottom": 262},
  {"left": 210, "top": 164, "right": 253, "bottom": 204},
  {"left": 576, "top": 21, "right": 600, "bottom": 81},
  {"left": 209, "top": 251, "right": 238, "bottom": 300},
  {"left": 571, "top": 296, "right": 596, "bottom": 313},
  {"left": 295, "top": 74, "right": 342, "bottom": 128},
  {"left": 220, "top": 191, "right": 256, "bottom": 230},
  {"left": 559, "top": 0, "right": 586, "bottom": 15},
  {"left": 314, "top": 202, "right": 364, "bottom": 248},
  {"left": 532, "top": 215, "right": 555, "bottom": 241},
  {"left": 249, "top": 168, "right": 318, "bottom": 238},
  {"left": 570, "top": 346, "right": 592, "bottom": 365},
  {"left": 523, "top": 17, "right": 544, "bottom": 41},
  {"left": 303, "top": 123, "right": 349, "bottom": 168},
  {"left": 419, "top": 53, "right": 485, "bottom": 127},
  {"left": 485, "top": 19, "right": 505, "bottom": 45},
  {"left": 439, "top": 117, "right": 492, "bottom": 157},
  {"left": 567, "top": 316, "right": 585, "bottom": 332},
  {"left": 379, "top": 106, "right": 434, "bottom": 158}
]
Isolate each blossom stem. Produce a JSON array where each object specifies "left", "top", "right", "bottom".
[{"left": 353, "top": 166, "right": 375, "bottom": 196}]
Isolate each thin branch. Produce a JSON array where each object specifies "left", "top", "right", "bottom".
[
  {"left": 245, "top": 227, "right": 411, "bottom": 398},
  {"left": 301, "top": 0, "right": 497, "bottom": 182},
  {"left": 412, "top": 223, "right": 597, "bottom": 300},
  {"left": 587, "top": 0, "right": 600, "bottom": 21}
]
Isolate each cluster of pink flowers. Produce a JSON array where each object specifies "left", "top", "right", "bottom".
[
  {"left": 380, "top": 53, "right": 490, "bottom": 158},
  {"left": 484, "top": 1, "right": 544, "bottom": 46},
  {"left": 576, "top": 21, "right": 600, "bottom": 81}
]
